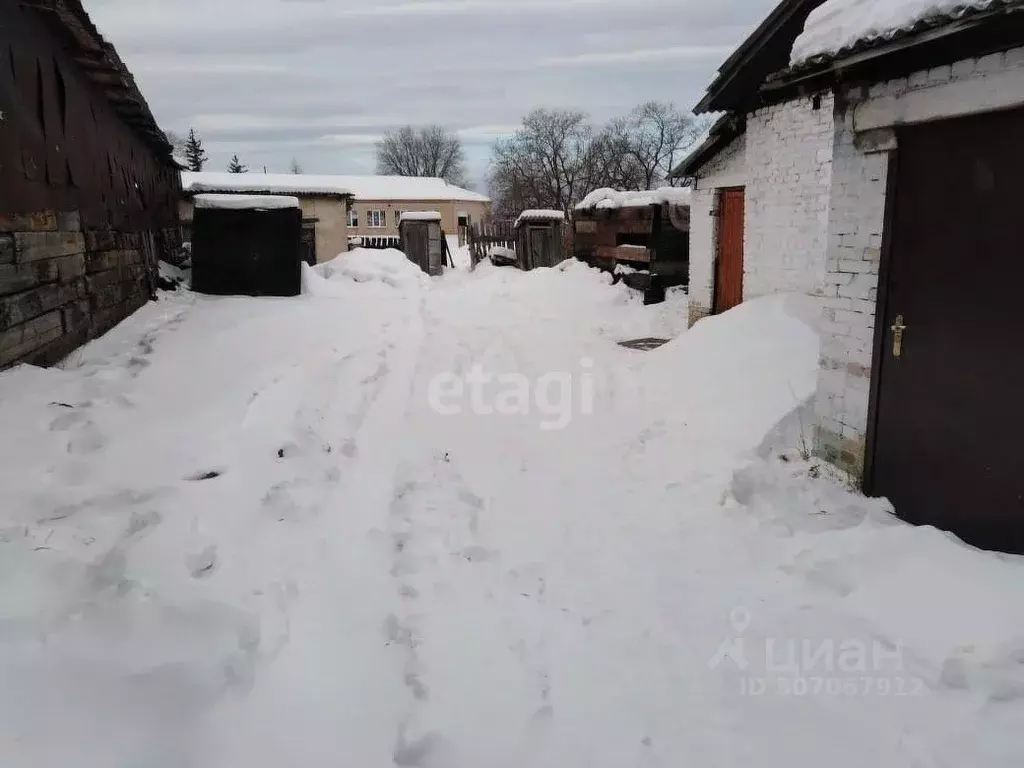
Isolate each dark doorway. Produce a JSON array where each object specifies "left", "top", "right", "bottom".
[
  {"left": 714, "top": 187, "right": 745, "bottom": 313},
  {"left": 868, "top": 107, "right": 1024, "bottom": 554},
  {"left": 300, "top": 222, "right": 317, "bottom": 266}
]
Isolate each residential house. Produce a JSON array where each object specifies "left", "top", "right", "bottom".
[
  {"left": 180, "top": 174, "right": 490, "bottom": 258},
  {"left": 677, "top": 0, "right": 1024, "bottom": 552},
  {"left": 1, "top": 0, "right": 182, "bottom": 370},
  {"left": 343, "top": 176, "right": 491, "bottom": 246}
]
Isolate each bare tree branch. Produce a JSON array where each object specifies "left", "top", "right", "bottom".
[{"left": 375, "top": 125, "right": 468, "bottom": 186}]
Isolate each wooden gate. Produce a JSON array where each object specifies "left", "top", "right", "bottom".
[
  {"left": 868, "top": 107, "right": 1024, "bottom": 553},
  {"left": 467, "top": 219, "right": 516, "bottom": 267},
  {"left": 714, "top": 188, "right": 745, "bottom": 313}
]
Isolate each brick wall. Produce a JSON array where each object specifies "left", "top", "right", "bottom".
[
  {"left": 744, "top": 94, "right": 834, "bottom": 300},
  {"left": 0, "top": 211, "right": 172, "bottom": 370},
  {"left": 689, "top": 133, "right": 747, "bottom": 325},
  {"left": 812, "top": 113, "right": 889, "bottom": 473},
  {"left": 813, "top": 45, "right": 1024, "bottom": 475},
  {"left": 688, "top": 94, "right": 834, "bottom": 326}
]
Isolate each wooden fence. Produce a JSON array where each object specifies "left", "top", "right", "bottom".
[{"left": 466, "top": 219, "right": 517, "bottom": 268}]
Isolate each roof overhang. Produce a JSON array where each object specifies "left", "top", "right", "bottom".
[
  {"left": 694, "top": 0, "right": 828, "bottom": 114},
  {"left": 669, "top": 115, "right": 745, "bottom": 180}
]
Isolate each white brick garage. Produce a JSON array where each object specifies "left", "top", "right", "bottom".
[
  {"left": 813, "top": 45, "right": 1024, "bottom": 475},
  {"left": 683, "top": 93, "right": 835, "bottom": 326},
  {"left": 808, "top": 42, "right": 1024, "bottom": 552}
]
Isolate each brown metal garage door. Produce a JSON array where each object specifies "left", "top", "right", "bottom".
[{"left": 868, "top": 107, "right": 1024, "bottom": 553}]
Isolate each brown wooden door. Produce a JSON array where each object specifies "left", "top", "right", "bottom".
[
  {"left": 714, "top": 188, "right": 745, "bottom": 313},
  {"left": 869, "top": 107, "right": 1024, "bottom": 554}
]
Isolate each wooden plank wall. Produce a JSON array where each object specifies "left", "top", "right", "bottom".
[{"left": 467, "top": 219, "right": 517, "bottom": 268}]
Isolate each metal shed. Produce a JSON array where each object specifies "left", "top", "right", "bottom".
[
  {"left": 399, "top": 212, "right": 446, "bottom": 276},
  {"left": 515, "top": 210, "right": 567, "bottom": 270},
  {"left": 191, "top": 194, "right": 303, "bottom": 297},
  {"left": 573, "top": 188, "right": 691, "bottom": 303}
]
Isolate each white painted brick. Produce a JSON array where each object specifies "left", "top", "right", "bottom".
[{"left": 977, "top": 51, "right": 1006, "bottom": 73}]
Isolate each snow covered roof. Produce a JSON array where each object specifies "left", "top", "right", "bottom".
[
  {"left": 670, "top": 115, "right": 737, "bottom": 179},
  {"left": 791, "top": 0, "right": 1017, "bottom": 65},
  {"left": 515, "top": 210, "right": 565, "bottom": 228},
  {"left": 574, "top": 187, "right": 692, "bottom": 212},
  {"left": 399, "top": 211, "right": 442, "bottom": 222},
  {"left": 194, "top": 194, "right": 300, "bottom": 211},
  {"left": 181, "top": 172, "right": 490, "bottom": 203}
]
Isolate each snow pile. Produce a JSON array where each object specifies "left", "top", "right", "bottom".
[
  {"left": 4, "top": 255, "right": 1024, "bottom": 765},
  {"left": 399, "top": 211, "right": 442, "bottom": 222},
  {"left": 310, "top": 248, "right": 427, "bottom": 291},
  {"left": 643, "top": 293, "right": 821, "bottom": 451},
  {"left": 514, "top": 209, "right": 565, "bottom": 228},
  {"left": 446, "top": 235, "right": 473, "bottom": 270},
  {"left": 193, "top": 194, "right": 299, "bottom": 210},
  {"left": 791, "top": 0, "right": 1001, "bottom": 64},
  {"left": 575, "top": 186, "right": 692, "bottom": 211}
]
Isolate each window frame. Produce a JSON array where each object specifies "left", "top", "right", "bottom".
[{"left": 366, "top": 209, "right": 386, "bottom": 229}]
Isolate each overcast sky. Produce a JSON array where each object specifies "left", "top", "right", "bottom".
[{"left": 88, "top": 0, "right": 775, "bottom": 186}]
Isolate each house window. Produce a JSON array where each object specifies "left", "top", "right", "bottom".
[
  {"left": 367, "top": 209, "right": 385, "bottom": 228},
  {"left": 348, "top": 208, "right": 358, "bottom": 228},
  {"left": 393, "top": 210, "right": 403, "bottom": 226}
]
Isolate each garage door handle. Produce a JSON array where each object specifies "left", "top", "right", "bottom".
[{"left": 891, "top": 314, "right": 907, "bottom": 358}]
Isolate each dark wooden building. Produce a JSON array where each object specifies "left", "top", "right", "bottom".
[
  {"left": 398, "top": 212, "right": 445, "bottom": 276},
  {"left": 191, "top": 195, "right": 303, "bottom": 297},
  {"left": 1, "top": 0, "right": 182, "bottom": 370},
  {"left": 514, "top": 210, "right": 566, "bottom": 270},
  {"left": 573, "top": 188, "right": 691, "bottom": 301}
]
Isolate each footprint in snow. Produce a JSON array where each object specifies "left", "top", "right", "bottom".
[{"left": 187, "top": 545, "right": 218, "bottom": 578}]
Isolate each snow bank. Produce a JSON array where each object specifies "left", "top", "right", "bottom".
[
  {"left": 193, "top": 193, "right": 299, "bottom": 210},
  {"left": 309, "top": 248, "right": 427, "bottom": 291},
  {"left": 399, "top": 211, "right": 442, "bottom": 222},
  {"left": 575, "top": 186, "right": 692, "bottom": 211},
  {"left": 514, "top": 209, "right": 565, "bottom": 228},
  {"left": 791, "top": 0, "right": 1001, "bottom": 64},
  {"left": 643, "top": 293, "right": 820, "bottom": 452}
]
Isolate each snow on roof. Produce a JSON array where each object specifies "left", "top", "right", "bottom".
[
  {"left": 515, "top": 209, "right": 565, "bottom": 227},
  {"left": 791, "top": 0, "right": 1006, "bottom": 65},
  {"left": 193, "top": 193, "right": 300, "bottom": 210},
  {"left": 399, "top": 211, "right": 442, "bottom": 222},
  {"left": 574, "top": 187, "right": 692, "bottom": 212},
  {"left": 181, "top": 172, "right": 490, "bottom": 203}
]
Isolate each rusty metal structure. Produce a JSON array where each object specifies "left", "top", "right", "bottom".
[{"left": 1, "top": 0, "right": 182, "bottom": 369}]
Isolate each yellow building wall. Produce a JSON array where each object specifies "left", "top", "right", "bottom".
[
  {"left": 178, "top": 196, "right": 350, "bottom": 264},
  {"left": 348, "top": 199, "right": 490, "bottom": 239}
]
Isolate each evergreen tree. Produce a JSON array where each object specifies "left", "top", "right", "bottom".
[
  {"left": 227, "top": 154, "right": 248, "bottom": 174},
  {"left": 184, "top": 128, "right": 208, "bottom": 172},
  {"left": 289, "top": 158, "right": 303, "bottom": 174}
]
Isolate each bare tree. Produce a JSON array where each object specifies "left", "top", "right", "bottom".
[
  {"left": 616, "top": 102, "right": 706, "bottom": 189},
  {"left": 289, "top": 158, "right": 303, "bottom": 174},
  {"left": 376, "top": 125, "right": 467, "bottom": 186},
  {"left": 487, "top": 109, "right": 596, "bottom": 216}
]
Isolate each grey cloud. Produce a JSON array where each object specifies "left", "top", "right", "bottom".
[{"left": 88, "top": 0, "right": 778, "bottom": 175}]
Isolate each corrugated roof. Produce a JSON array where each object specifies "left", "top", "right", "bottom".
[
  {"left": 181, "top": 173, "right": 490, "bottom": 203},
  {"left": 790, "top": 0, "right": 1024, "bottom": 66}
]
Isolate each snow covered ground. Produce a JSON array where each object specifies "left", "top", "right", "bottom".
[{"left": 2, "top": 249, "right": 1023, "bottom": 767}]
